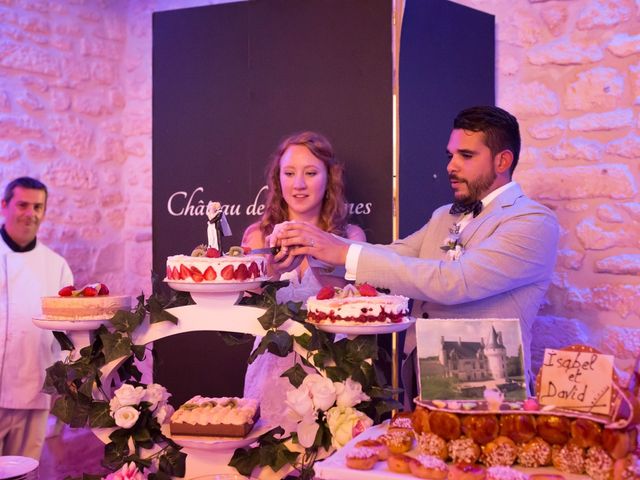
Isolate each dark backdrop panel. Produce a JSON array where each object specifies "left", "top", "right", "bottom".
[
  {"left": 399, "top": 0, "right": 494, "bottom": 237},
  {"left": 248, "top": 0, "right": 393, "bottom": 243},
  {"left": 152, "top": 2, "right": 252, "bottom": 407},
  {"left": 152, "top": 0, "right": 392, "bottom": 406}
]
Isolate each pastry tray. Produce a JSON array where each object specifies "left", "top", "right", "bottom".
[{"left": 314, "top": 422, "right": 588, "bottom": 480}]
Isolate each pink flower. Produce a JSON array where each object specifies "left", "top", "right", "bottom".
[{"left": 102, "top": 462, "right": 146, "bottom": 480}]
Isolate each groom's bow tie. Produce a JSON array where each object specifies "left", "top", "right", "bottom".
[{"left": 450, "top": 200, "right": 483, "bottom": 218}]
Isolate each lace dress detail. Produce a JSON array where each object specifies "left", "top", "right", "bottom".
[{"left": 243, "top": 268, "right": 322, "bottom": 432}]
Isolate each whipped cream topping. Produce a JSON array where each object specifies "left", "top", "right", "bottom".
[{"left": 171, "top": 396, "right": 258, "bottom": 426}]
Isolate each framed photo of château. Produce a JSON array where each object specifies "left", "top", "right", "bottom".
[{"left": 416, "top": 318, "right": 527, "bottom": 402}]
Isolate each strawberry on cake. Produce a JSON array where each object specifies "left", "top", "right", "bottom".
[
  {"left": 41, "top": 283, "right": 131, "bottom": 321},
  {"left": 165, "top": 245, "right": 268, "bottom": 284},
  {"left": 306, "top": 283, "right": 410, "bottom": 325}
]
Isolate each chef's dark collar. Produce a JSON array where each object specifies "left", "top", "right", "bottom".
[{"left": 1, "top": 224, "right": 37, "bottom": 252}]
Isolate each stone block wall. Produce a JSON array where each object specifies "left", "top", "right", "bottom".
[
  {"left": 453, "top": 0, "right": 640, "bottom": 376},
  {"left": 0, "top": 0, "right": 638, "bottom": 376}
]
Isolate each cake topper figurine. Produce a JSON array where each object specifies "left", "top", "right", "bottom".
[{"left": 206, "top": 201, "right": 231, "bottom": 252}]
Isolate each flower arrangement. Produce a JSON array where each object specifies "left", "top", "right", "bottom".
[
  {"left": 229, "top": 282, "right": 401, "bottom": 479},
  {"left": 109, "top": 383, "right": 174, "bottom": 429},
  {"left": 103, "top": 462, "right": 147, "bottom": 480},
  {"left": 441, "top": 223, "right": 463, "bottom": 260},
  {"left": 44, "top": 291, "right": 191, "bottom": 480}
]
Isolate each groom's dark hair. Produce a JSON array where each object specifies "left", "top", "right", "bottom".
[{"left": 453, "top": 106, "right": 521, "bottom": 175}]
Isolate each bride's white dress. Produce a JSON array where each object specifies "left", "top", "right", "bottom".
[{"left": 243, "top": 268, "right": 321, "bottom": 432}]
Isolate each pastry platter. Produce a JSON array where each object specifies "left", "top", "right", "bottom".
[{"left": 314, "top": 423, "right": 589, "bottom": 480}]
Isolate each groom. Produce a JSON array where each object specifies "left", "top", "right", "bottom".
[{"left": 271, "top": 106, "right": 560, "bottom": 406}]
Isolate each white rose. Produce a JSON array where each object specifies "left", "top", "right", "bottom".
[
  {"left": 113, "top": 384, "right": 146, "bottom": 407},
  {"left": 325, "top": 406, "right": 373, "bottom": 448},
  {"left": 285, "top": 384, "right": 314, "bottom": 419},
  {"left": 154, "top": 403, "right": 175, "bottom": 425},
  {"left": 334, "top": 378, "right": 370, "bottom": 408},
  {"left": 113, "top": 406, "right": 140, "bottom": 429},
  {"left": 302, "top": 374, "right": 336, "bottom": 411},
  {"left": 109, "top": 396, "right": 122, "bottom": 416},
  {"left": 297, "top": 417, "right": 320, "bottom": 449},
  {"left": 144, "top": 383, "right": 171, "bottom": 410}
]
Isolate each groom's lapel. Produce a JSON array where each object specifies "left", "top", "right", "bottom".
[{"left": 460, "top": 185, "right": 525, "bottom": 247}]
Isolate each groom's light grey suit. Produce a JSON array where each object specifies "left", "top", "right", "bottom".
[{"left": 352, "top": 184, "right": 559, "bottom": 404}]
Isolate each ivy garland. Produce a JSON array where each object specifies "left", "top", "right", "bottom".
[
  {"left": 228, "top": 282, "right": 402, "bottom": 479},
  {"left": 45, "top": 289, "right": 192, "bottom": 480},
  {"left": 44, "top": 281, "right": 401, "bottom": 480}
]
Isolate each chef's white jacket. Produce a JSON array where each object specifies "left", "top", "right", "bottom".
[{"left": 0, "top": 238, "right": 73, "bottom": 410}]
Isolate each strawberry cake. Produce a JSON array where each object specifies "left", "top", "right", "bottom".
[
  {"left": 41, "top": 283, "right": 131, "bottom": 320},
  {"left": 165, "top": 245, "right": 268, "bottom": 284},
  {"left": 306, "top": 284, "right": 410, "bottom": 325}
]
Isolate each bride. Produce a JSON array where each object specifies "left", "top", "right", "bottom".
[{"left": 242, "top": 131, "right": 365, "bottom": 430}]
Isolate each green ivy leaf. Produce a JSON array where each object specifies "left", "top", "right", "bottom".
[
  {"left": 229, "top": 446, "right": 261, "bottom": 476},
  {"left": 257, "top": 304, "right": 291, "bottom": 331},
  {"left": 345, "top": 336, "right": 378, "bottom": 364},
  {"left": 43, "top": 361, "right": 70, "bottom": 395},
  {"left": 148, "top": 295, "right": 179, "bottom": 325},
  {"left": 51, "top": 395, "right": 77, "bottom": 424},
  {"left": 103, "top": 440, "right": 128, "bottom": 471},
  {"left": 281, "top": 364, "right": 307, "bottom": 388},
  {"left": 260, "top": 442, "right": 299, "bottom": 472},
  {"left": 131, "top": 344, "right": 146, "bottom": 361},
  {"left": 78, "top": 377, "right": 94, "bottom": 400},
  {"left": 70, "top": 396, "right": 91, "bottom": 428},
  {"left": 53, "top": 331, "right": 75, "bottom": 351},
  {"left": 117, "top": 356, "right": 143, "bottom": 383},
  {"left": 100, "top": 331, "right": 133, "bottom": 363},
  {"left": 158, "top": 446, "right": 186, "bottom": 477},
  {"left": 218, "top": 331, "right": 254, "bottom": 346},
  {"left": 265, "top": 330, "right": 293, "bottom": 357},
  {"left": 89, "top": 401, "right": 115, "bottom": 428},
  {"left": 110, "top": 309, "right": 144, "bottom": 334}
]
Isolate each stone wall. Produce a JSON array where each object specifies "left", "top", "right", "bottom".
[
  {"left": 1, "top": 0, "right": 638, "bottom": 376},
  {"left": 452, "top": 0, "right": 640, "bottom": 375}
]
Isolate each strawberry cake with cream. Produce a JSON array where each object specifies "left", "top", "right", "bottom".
[
  {"left": 165, "top": 245, "right": 268, "bottom": 283},
  {"left": 306, "top": 284, "right": 410, "bottom": 325},
  {"left": 41, "top": 283, "right": 131, "bottom": 321}
]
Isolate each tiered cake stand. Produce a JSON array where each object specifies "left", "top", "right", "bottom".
[{"left": 34, "top": 281, "right": 416, "bottom": 479}]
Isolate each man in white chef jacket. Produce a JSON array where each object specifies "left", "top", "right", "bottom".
[{"left": 0, "top": 177, "right": 73, "bottom": 459}]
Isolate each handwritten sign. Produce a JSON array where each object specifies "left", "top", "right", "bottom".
[{"left": 538, "top": 348, "right": 614, "bottom": 415}]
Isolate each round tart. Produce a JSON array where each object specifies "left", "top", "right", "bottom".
[
  {"left": 387, "top": 453, "right": 413, "bottom": 474},
  {"left": 408, "top": 454, "right": 449, "bottom": 480},
  {"left": 551, "top": 441, "right": 585, "bottom": 474},
  {"left": 345, "top": 446, "right": 378, "bottom": 470},
  {"left": 449, "top": 462, "right": 486, "bottom": 480},
  {"left": 429, "top": 410, "right": 462, "bottom": 441},
  {"left": 516, "top": 436, "right": 551, "bottom": 468},
  {"left": 482, "top": 435, "right": 517, "bottom": 467},
  {"left": 417, "top": 432, "right": 448, "bottom": 460},
  {"left": 463, "top": 414, "right": 500, "bottom": 445},
  {"left": 355, "top": 438, "right": 389, "bottom": 461},
  {"left": 448, "top": 436, "right": 481, "bottom": 464}
]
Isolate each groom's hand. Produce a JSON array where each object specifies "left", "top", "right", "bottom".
[{"left": 275, "top": 222, "right": 350, "bottom": 267}]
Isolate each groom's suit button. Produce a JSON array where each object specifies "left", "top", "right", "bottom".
[{"left": 422, "top": 312, "right": 429, "bottom": 318}]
